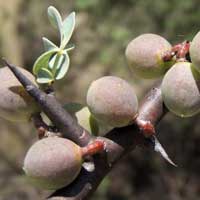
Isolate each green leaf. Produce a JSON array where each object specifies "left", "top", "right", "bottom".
[
  {"left": 33, "top": 50, "right": 58, "bottom": 75},
  {"left": 60, "top": 12, "right": 75, "bottom": 49},
  {"left": 47, "top": 51, "right": 70, "bottom": 80},
  {"left": 54, "top": 51, "right": 70, "bottom": 80},
  {"left": 63, "top": 102, "right": 84, "bottom": 114},
  {"left": 89, "top": 114, "right": 99, "bottom": 136},
  {"left": 47, "top": 6, "right": 62, "bottom": 38},
  {"left": 48, "top": 53, "right": 62, "bottom": 70},
  {"left": 42, "top": 37, "right": 58, "bottom": 51},
  {"left": 36, "top": 68, "right": 54, "bottom": 84}
]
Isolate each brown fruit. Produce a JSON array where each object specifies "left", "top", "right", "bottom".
[
  {"left": 87, "top": 76, "right": 138, "bottom": 127},
  {"left": 161, "top": 62, "right": 200, "bottom": 117},
  {"left": 23, "top": 137, "right": 82, "bottom": 190},
  {"left": 125, "top": 33, "right": 172, "bottom": 79},
  {"left": 0, "top": 66, "right": 39, "bottom": 122}
]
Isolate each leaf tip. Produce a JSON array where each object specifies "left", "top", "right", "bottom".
[
  {"left": 71, "top": 11, "right": 76, "bottom": 17},
  {"left": 48, "top": 5, "right": 57, "bottom": 12}
]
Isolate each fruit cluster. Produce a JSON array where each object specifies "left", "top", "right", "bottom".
[
  {"left": 126, "top": 33, "right": 200, "bottom": 117},
  {"left": 0, "top": 7, "right": 199, "bottom": 193}
]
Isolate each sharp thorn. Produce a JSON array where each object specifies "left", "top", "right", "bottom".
[{"left": 149, "top": 135, "right": 177, "bottom": 167}]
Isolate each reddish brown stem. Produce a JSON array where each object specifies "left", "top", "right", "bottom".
[
  {"left": 176, "top": 41, "right": 190, "bottom": 60},
  {"left": 162, "top": 41, "right": 190, "bottom": 62},
  {"left": 135, "top": 118, "right": 156, "bottom": 137},
  {"left": 81, "top": 140, "right": 105, "bottom": 158}
]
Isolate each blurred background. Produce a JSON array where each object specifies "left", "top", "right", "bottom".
[{"left": 0, "top": 0, "right": 199, "bottom": 199}]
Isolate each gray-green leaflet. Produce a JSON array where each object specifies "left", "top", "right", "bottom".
[{"left": 33, "top": 6, "right": 75, "bottom": 84}]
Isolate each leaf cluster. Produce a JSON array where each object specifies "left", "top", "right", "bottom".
[{"left": 33, "top": 6, "right": 75, "bottom": 84}]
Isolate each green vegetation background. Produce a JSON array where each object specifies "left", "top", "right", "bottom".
[{"left": 0, "top": 0, "right": 199, "bottom": 199}]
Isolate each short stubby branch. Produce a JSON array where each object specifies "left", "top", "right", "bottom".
[{"left": 135, "top": 81, "right": 166, "bottom": 137}]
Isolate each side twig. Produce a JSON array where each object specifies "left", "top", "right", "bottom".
[
  {"left": 48, "top": 82, "right": 166, "bottom": 200},
  {"left": 3, "top": 59, "right": 92, "bottom": 147}
]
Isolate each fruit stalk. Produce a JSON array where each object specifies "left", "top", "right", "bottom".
[
  {"left": 81, "top": 140, "right": 105, "bottom": 158},
  {"left": 162, "top": 41, "right": 190, "bottom": 62}
]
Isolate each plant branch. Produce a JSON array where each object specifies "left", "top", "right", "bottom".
[
  {"left": 48, "top": 83, "right": 166, "bottom": 200},
  {"left": 3, "top": 59, "right": 92, "bottom": 147},
  {"left": 3, "top": 59, "right": 168, "bottom": 200}
]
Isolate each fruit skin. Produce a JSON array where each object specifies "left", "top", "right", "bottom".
[
  {"left": 190, "top": 31, "right": 200, "bottom": 73},
  {"left": 125, "top": 33, "right": 173, "bottom": 79},
  {"left": 161, "top": 62, "right": 200, "bottom": 117},
  {"left": 0, "top": 66, "right": 39, "bottom": 122},
  {"left": 86, "top": 76, "right": 138, "bottom": 127},
  {"left": 23, "top": 137, "right": 82, "bottom": 190}
]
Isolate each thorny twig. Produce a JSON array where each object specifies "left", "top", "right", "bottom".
[{"left": 3, "top": 59, "right": 175, "bottom": 200}]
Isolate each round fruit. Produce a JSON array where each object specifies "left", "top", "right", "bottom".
[
  {"left": 161, "top": 62, "right": 200, "bottom": 117},
  {"left": 190, "top": 31, "right": 200, "bottom": 73},
  {"left": 86, "top": 76, "right": 138, "bottom": 127},
  {"left": 0, "top": 66, "right": 39, "bottom": 122},
  {"left": 125, "top": 33, "right": 172, "bottom": 79},
  {"left": 23, "top": 137, "right": 82, "bottom": 190}
]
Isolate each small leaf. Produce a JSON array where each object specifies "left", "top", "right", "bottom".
[
  {"left": 63, "top": 102, "right": 84, "bottom": 114},
  {"left": 60, "top": 12, "right": 75, "bottom": 49},
  {"left": 47, "top": 51, "right": 70, "bottom": 80},
  {"left": 33, "top": 50, "right": 58, "bottom": 75},
  {"left": 89, "top": 114, "right": 99, "bottom": 136},
  {"left": 36, "top": 68, "right": 54, "bottom": 84},
  {"left": 48, "top": 53, "right": 62, "bottom": 70},
  {"left": 47, "top": 6, "right": 62, "bottom": 38},
  {"left": 42, "top": 37, "right": 58, "bottom": 51},
  {"left": 54, "top": 51, "right": 70, "bottom": 80}
]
